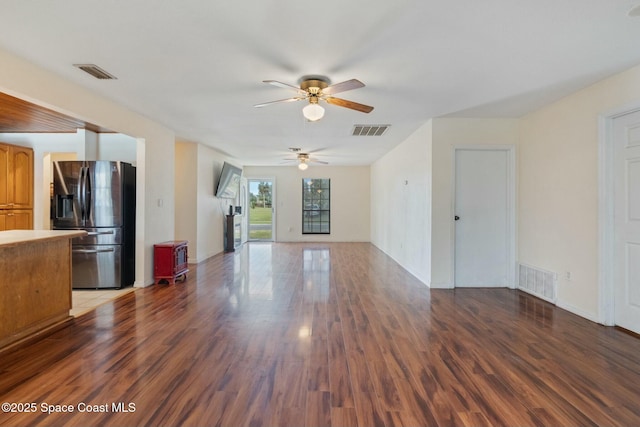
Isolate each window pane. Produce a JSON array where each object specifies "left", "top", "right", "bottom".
[{"left": 302, "top": 178, "right": 330, "bottom": 234}]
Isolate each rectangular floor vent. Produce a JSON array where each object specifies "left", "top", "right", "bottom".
[{"left": 518, "top": 263, "right": 557, "bottom": 304}]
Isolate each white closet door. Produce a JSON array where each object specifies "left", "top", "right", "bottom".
[
  {"left": 613, "top": 111, "right": 640, "bottom": 334},
  {"left": 454, "top": 148, "right": 510, "bottom": 287}
]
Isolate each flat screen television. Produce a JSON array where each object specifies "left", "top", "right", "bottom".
[{"left": 215, "top": 161, "right": 242, "bottom": 199}]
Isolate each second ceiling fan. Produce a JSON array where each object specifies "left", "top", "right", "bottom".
[
  {"left": 254, "top": 76, "right": 374, "bottom": 121},
  {"left": 283, "top": 148, "right": 327, "bottom": 170}
]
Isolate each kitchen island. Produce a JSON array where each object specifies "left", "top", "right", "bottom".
[{"left": 0, "top": 229, "right": 86, "bottom": 352}]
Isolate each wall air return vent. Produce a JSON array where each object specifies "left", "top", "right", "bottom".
[
  {"left": 518, "top": 263, "right": 557, "bottom": 304},
  {"left": 352, "top": 124, "right": 390, "bottom": 136},
  {"left": 73, "top": 64, "right": 117, "bottom": 80}
]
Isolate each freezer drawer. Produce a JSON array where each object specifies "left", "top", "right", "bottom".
[{"left": 72, "top": 245, "right": 122, "bottom": 289}]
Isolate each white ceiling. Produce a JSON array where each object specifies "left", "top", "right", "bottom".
[{"left": 1, "top": 0, "right": 640, "bottom": 166}]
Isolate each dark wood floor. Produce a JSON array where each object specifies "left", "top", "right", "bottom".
[{"left": 1, "top": 242, "right": 639, "bottom": 427}]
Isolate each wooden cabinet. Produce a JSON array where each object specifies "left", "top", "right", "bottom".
[
  {"left": 154, "top": 240, "right": 189, "bottom": 284},
  {"left": 0, "top": 210, "right": 33, "bottom": 231},
  {"left": 0, "top": 142, "right": 33, "bottom": 231},
  {"left": 0, "top": 230, "right": 85, "bottom": 352}
]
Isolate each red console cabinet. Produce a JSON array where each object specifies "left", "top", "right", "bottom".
[{"left": 154, "top": 240, "right": 189, "bottom": 284}]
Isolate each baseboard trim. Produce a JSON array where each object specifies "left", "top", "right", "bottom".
[{"left": 556, "top": 300, "right": 601, "bottom": 324}]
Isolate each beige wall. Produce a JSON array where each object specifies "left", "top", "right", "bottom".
[
  {"left": 175, "top": 142, "right": 240, "bottom": 262},
  {"left": 371, "top": 120, "right": 432, "bottom": 284},
  {"left": 431, "top": 118, "right": 520, "bottom": 288},
  {"left": 370, "top": 118, "right": 519, "bottom": 288},
  {"left": 196, "top": 144, "right": 238, "bottom": 259},
  {"left": 370, "top": 63, "right": 640, "bottom": 325},
  {"left": 243, "top": 166, "right": 371, "bottom": 242},
  {"left": 0, "top": 47, "right": 175, "bottom": 286},
  {"left": 175, "top": 142, "right": 199, "bottom": 262},
  {"left": 519, "top": 63, "right": 640, "bottom": 322}
]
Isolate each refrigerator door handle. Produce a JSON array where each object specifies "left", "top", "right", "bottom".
[
  {"left": 72, "top": 248, "right": 116, "bottom": 254},
  {"left": 79, "top": 166, "right": 86, "bottom": 221},
  {"left": 84, "top": 166, "right": 92, "bottom": 220},
  {"left": 86, "top": 230, "right": 115, "bottom": 236}
]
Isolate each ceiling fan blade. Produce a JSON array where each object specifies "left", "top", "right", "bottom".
[
  {"left": 309, "top": 158, "right": 329, "bottom": 164},
  {"left": 263, "top": 80, "right": 307, "bottom": 94},
  {"left": 254, "top": 97, "right": 304, "bottom": 108},
  {"left": 325, "top": 97, "right": 374, "bottom": 113},
  {"left": 322, "top": 79, "right": 365, "bottom": 95},
  {"left": 307, "top": 147, "right": 326, "bottom": 154}
]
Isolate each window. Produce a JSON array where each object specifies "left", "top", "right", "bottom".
[{"left": 302, "top": 178, "right": 330, "bottom": 234}]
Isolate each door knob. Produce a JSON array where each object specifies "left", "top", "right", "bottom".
[{"left": 454, "top": 215, "right": 460, "bottom": 221}]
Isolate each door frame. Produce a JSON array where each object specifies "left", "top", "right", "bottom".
[
  {"left": 598, "top": 103, "right": 640, "bottom": 326},
  {"left": 451, "top": 145, "right": 517, "bottom": 288},
  {"left": 246, "top": 176, "right": 276, "bottom": 242}
]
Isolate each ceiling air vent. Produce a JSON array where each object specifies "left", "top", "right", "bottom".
[
  {"left": 352, "top": 124, "right": 390, "bottom": 136},
  {"left": 73, "top": 64, "right": 117, "bottom": 80}
]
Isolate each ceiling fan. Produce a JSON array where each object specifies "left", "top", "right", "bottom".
[
  {"left": 283, "top": 148, "right": 328, "bottom": 170},
  {"left": 254, "top": 76, "right": 374, "bottom": 121}
]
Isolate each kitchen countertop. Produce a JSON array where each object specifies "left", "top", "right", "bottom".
[{"left": 0, "top": 229, "right": 87, "bottom": 246}]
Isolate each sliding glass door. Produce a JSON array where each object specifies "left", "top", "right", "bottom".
[{"left": 247, "top": 179, "right": 274, "bottom": 241}]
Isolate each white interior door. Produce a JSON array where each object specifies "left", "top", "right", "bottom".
[
  {"left": 613, "top": 111, "right": 640, "bottom": 334},
  {"left": 454, "top": 148, "right": 512, "bottom": 287}
]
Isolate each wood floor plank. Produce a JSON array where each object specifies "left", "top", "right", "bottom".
[
  {"left": 351, "top": 392, "right": 387, "bottom": 427},
  {"left": 327, "top": 319, "right": 355, "bottom": 409},
  {"left": 331, "top": 407, "right": 358, "bottom": 427},
  {"left": 306, "top": 390, "right": 331, "bottom": 427},
  {"left": 1, "top": 242, "right": 640, "bottom": 426}
]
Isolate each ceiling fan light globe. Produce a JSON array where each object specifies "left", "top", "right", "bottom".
[
  {"left": 298, "top": 162, "right": 309, "bottom": 170},
  {"left": 303, "top": 104, "right": 325, "bottom": 121}
]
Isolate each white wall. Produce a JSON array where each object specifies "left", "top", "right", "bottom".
[
  {"left": 0, "top": 46, "right": 175, "bottom": 286},
  {"left": 197, "top": 144, "right": 238, "bottom": 259},
  {"left": 175, "top": 141, "right": 240, "bottom": 262},
  {"left": 370, "top": 121, "right": 432, "bottom": 284},
  {"left": 370, "top": 118, "right": 518, "bottom": 287},
  {"left": 96, "top": 133, "right": 137, "bottom": 163},
  {"left": 519, "top": 63, "right": 640, "bottom": 322},
  {"left": 175, "top": 141, "right": 199, "bottom": 262},
  {"left": 243, "top": 166, "right": 370, "bottom": 243},
  {"left": 368, "top": 63, "right": 640, "bottom": 326},
  {"left": 431, "top": 118, "right": 520, "bottom": 288}
]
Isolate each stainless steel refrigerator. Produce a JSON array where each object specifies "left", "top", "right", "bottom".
[{"left": 53, "top": 161, "right": 136, "bottom": 289}]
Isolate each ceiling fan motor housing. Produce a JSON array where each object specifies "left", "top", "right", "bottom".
[{"left": 300, "top": 79, "right": 328, "bottom": 95}]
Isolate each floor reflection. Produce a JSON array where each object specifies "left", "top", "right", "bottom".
[
  {"left": 222, "top": 244, "right": 333, "bottom": 319},
  {"left": 518, "top": 293, "right": 555, "bottom": 326},
  {"left": 303, "top": 248, "right": 330, "bottom": 302},
  {"left": 225, "top": 243, "right": 273, "bottom": 311}
]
